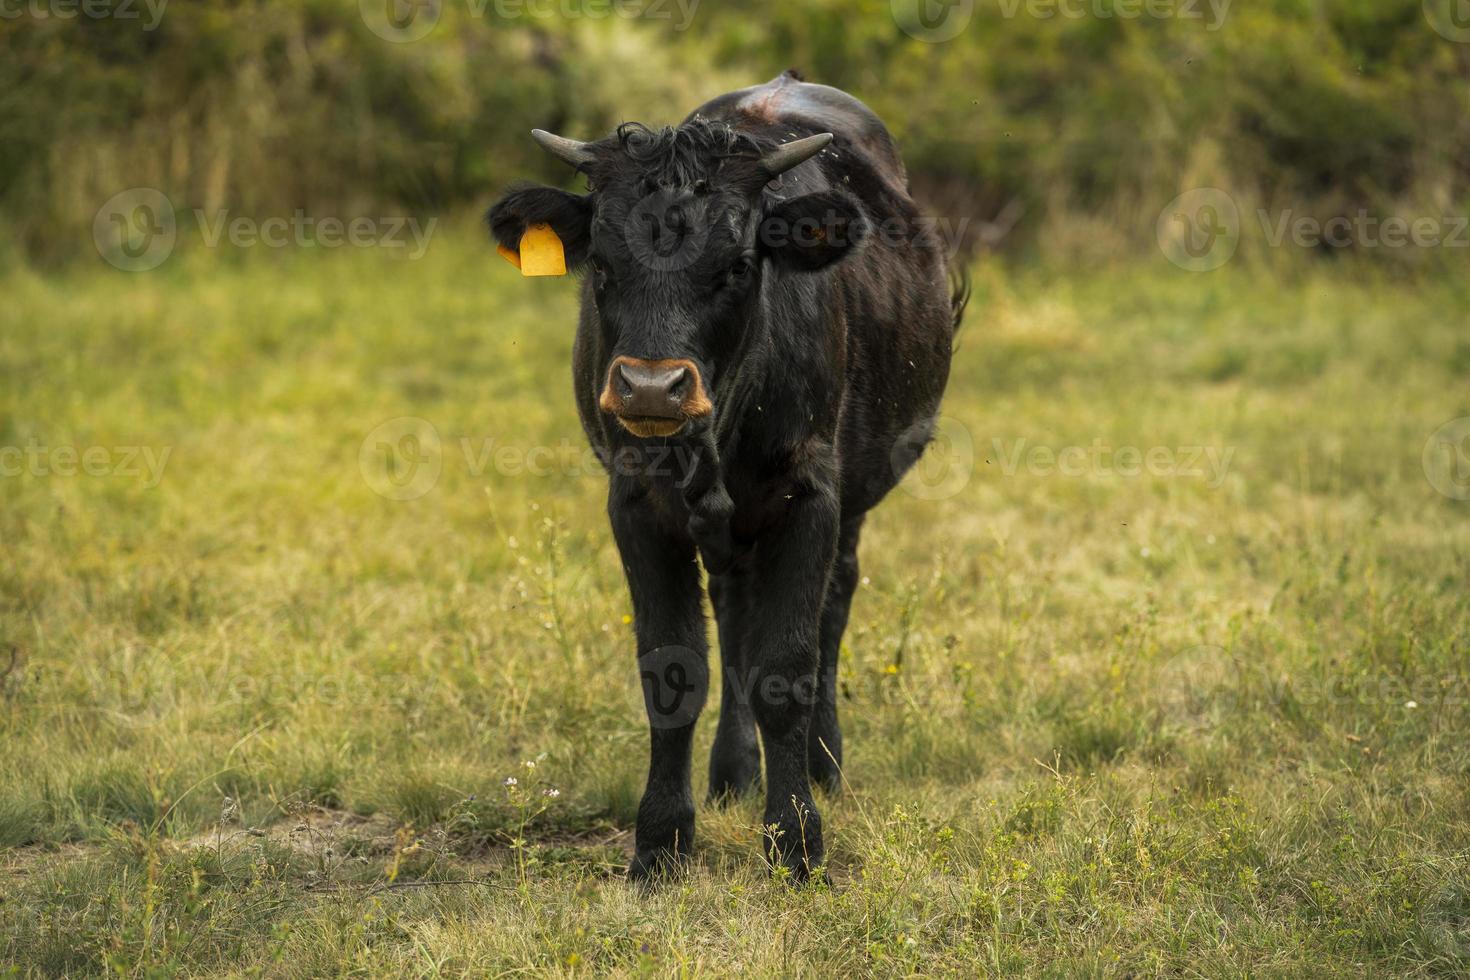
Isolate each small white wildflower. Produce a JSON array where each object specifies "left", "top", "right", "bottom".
[
  {"left": 1405, "top": 700, "right": 1418, "bottom": 709},
  {"left": 543, "top": 788, "right": 560, "bottom": 798},
  {"left": 504, "top": 776, "right": 518, "bottom": 787},
  {"left": 524, "top": 759, "right": 536, "bottom": 770}
]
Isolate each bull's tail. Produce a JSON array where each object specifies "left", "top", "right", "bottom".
[{"left": 948, "top": 266, "right": 972, "bottom": 335}]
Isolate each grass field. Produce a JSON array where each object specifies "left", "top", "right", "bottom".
[{"left": 2, "top": 230, "right": 1469, "bottom": 976}]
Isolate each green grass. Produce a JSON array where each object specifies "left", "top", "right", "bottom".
[{"left": 2, "top": 230, "right": 1469, "bottom": 975}]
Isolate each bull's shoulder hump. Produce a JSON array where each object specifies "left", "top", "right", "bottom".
[{"left": 687, "top": 74, "right": 904, "bottom": 176}]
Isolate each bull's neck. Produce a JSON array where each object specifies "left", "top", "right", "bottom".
[{"left": 710, "top": 289, "right": 776, "bottom": 451}]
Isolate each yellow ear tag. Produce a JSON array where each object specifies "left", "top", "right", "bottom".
[
  {"left": 496, "top": 243, "right": 522, "bottom": 270},
  {"left": 517, "top": 223, "right": 567, "bottom": 277}
]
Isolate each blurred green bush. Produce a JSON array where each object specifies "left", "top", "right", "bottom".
[{"left": 1, "top": 0, "right": 1465, "bottom": 266}]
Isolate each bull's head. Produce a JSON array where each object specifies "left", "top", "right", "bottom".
[{"left": 488, "top": 119, "right": 867, "bottom": 439}]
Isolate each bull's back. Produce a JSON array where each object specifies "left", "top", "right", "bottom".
[
  {"left": 689, "top": 72, "right": 907, "bottom": 191},
  {"left": 699, "top": 75, "right": 956, "bottom": 517}
]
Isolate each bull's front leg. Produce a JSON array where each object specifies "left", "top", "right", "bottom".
[
  {"left": 608, "top": 477, "right": 709, "bottom": 882},
  {"left": 746, "top": 482, "right": 839, "bottom": 881}
]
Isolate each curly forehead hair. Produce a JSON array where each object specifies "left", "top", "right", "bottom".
[{"left": 596, "top": 118, "right": 770, "bottom": 189}]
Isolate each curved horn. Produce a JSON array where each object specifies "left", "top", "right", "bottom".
[
  {"left": 531, "top": 129, "right": 596, "bottom": 170},
  {"left": 761, "top": 133, "right": 833, "bottom": 177}
]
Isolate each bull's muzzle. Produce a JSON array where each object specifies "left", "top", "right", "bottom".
[{"left": 598, "top": 356, "right": 712, "bottom": 438}]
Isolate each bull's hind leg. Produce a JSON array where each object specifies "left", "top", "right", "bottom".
[
  {"left": 809, "top": 516, "right": 863, "bottom": 793},
  {"left": 708, "top": 571, "right": 761, "bottom": 802}
]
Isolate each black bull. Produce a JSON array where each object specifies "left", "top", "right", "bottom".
[{"left": 488, "top": 71, "right": 967, "bottom": 881}]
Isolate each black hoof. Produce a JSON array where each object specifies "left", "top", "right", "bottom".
[
  {"left": 762, "top": 808, "right": 824, "bottom": 883},
  {"left": 626, "top": 848, "right": 687, "bottom": 885},
  {"left": 706, "top": 776, "right": 761, "bottom": 806}
]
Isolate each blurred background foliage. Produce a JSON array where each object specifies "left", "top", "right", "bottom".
[{"left": 1, "top": 0, "right": 1467, "bottom": 267}]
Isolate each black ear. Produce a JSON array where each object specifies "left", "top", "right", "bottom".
[
  {"left": 486, "top": 183, "right": 594, "bottom": 267},
  {"left": 759, "top": 190, "right": 869, "bottom": 272}
]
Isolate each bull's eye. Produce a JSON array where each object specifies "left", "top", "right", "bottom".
[
  {"left": 726, "top": 255, "right": 755, "bottom": 290},
  {"left": 591, "top": 257, "right": 611, "bottom": 292}
]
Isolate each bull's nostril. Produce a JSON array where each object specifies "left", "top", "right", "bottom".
[
  {"left": 666, "top": 368, "right": 690, "bottom": 403},
  {"left": 615, "top": 363, "right": 637, "bottom": 403}
]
